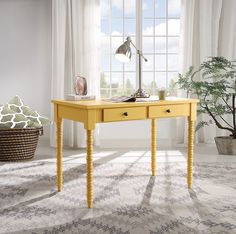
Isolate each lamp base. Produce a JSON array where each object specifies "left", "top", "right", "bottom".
[{"left": 131, "top": 89, "right": 150, "bottom": 98}]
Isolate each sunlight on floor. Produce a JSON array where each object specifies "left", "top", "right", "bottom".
[{"left": 37, "top": 150, "right": 186, "bottom": 164}]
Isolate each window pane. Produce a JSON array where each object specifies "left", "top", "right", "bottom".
[
  {"left": 111, "top": 37, "right": 123, "bottom": 54},
  {"left": 155, "top": 37, "right": 166, "bottom": 53},
  {"left": 112, "top": 19, "right": 123, "bottom": 35},
  {"left": 112, "top": 56, "right": 123, "bottom": 71},
  {"left": 111, "top": 72, "right": 123, "bottom": 89},
  {"left": 143, "top": 0, "right": 154, "bottom": 18},
  {"left": 123, "top": 89, "right": 133, "bottom": 96},
  {"left": 155, "top": 54, "right": 166, "bottom": 71},
  {"left": 143, "top": 19, "right": 154, "bottom": 35},
  {"left": 124, "top": 0, "right": 135, "bottom": 18},
  {"left": 168, "top": 0, "right": 181, "bottom": 17},
  {"left": 143, "top": 72, "right": 154, "bottom": 88},
  {"left": 124, "top": 55, "right": 136, "bottom": 71},
  {"left": 143, "top": 37, "right": 154, "bottom": 54},
  {"left": 168, "top": 19, "right": 180, "bottom": 35},
  {"left": 112, "top": 89, "right": 123, "bottom": 96},
  {"left": 100, "top": 72, "right": 110, "bottom": 88},
  {"left": 112, "top": 0, "right": 123, "bottom": 18},
  {"left": 124, "top": 19, "right": 135, "bottom": 36},
  {"left": 101, "top": 0, "right": 109, "bottom": 18},
  {"left": 168, "top": 54, "right": 179, "bottom": 71},
  {"left": 101, "top": 36, "right": 110, "bottom": 54},
  {"left": 101, "top": 53, "right": 110, "bottom": 71},
  {"left": 168, "top": 72, "right": 178, "bottom": 84},
  {"left": 151, "top": 80, "right": 158, "bottom": 90},
  {"left": 155, "top": 72, "right": 167, "bottom": 88},
  {"left": 155, "top": 0, "right": 166, "bottom": 18},
  {"left": 101, "top": 19, "right": 109, "bottom": 35},
  {"left": 143, "top": 72, "right": 154, "bottom": 95},
  {"left": 155, "top": 19, "right": 166, "bottom": 35},
  {"left": 143, "top": 55, "right": 154, "bottom": 71},
  {"left": 124, "top": 72, "right": 136, "bottom": 90},
  {"left": 101, "top": 89, "right": 110, "bottom": 98},
  {"left": 168, "top": 37, "right": 179, "bottom": 53},
  {"left": 168, "top": 72, "right": 179, "bottom": 95}
]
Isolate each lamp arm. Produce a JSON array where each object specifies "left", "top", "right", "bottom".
[{"left": 129, "top": 40, "right": 148, "bottom": 62}]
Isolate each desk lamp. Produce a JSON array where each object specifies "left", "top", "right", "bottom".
[{"left": 115, "top": 36, "right": 150, "bottom": 98}]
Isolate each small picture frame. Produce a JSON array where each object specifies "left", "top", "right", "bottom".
[{"left": 74, "top": 76, "right": 87, "bottom": 96}]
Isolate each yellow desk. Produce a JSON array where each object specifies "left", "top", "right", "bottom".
[{"left": 52, "top": 98, "right": 198, "bottom": 208}]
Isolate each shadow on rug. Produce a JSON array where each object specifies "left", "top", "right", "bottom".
[{"left": 0, "top": 162, "right": 236, "bottom": 234}]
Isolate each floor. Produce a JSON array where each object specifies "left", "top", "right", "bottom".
[{"left": 1, "top": 142, "right": 236, "bottom": 234}]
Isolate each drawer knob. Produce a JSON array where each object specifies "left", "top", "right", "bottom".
[
  {"left": 123, "top": 112, "right": 128, "bottom": 116},
  {"left": 166, "top": 109, "right": 171, "bottom": 113}
]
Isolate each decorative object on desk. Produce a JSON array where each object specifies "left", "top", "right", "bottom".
[
  {"left": 65, "top": 94, "right": 96, "bottom": 101},
  {"left": 74, "top": 75, "right": 87, "bottom": 95},
  {"left": 0, "top": 96, "right": 50, "bottom": 161},
  {"left": 115, "top": 36, "right": 150, "bottom": 98},
  {"left": 177, "top": 57, "right": 236, "bottom": 155},
  {"left": 158, "top": 89, "right": 169, "bottom": 100}
]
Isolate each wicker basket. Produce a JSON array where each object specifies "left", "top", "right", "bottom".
[{"left": 0, "top": 127, "right": 43, "bottom": 161}]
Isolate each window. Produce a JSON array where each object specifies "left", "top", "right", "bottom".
[{"left": 100, "top": 0, "right": 180, "bottom": 97}]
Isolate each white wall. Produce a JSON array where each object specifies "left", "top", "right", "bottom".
[{"left": 0, "top": 0, "right": 52, "bottom": 137}]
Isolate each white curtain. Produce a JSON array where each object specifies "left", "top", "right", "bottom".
[
  {"left": 178, "top": 0, "right": 236, "bottom": 143},
  {"left": 50, "top": 0, "right": 100, "bottom": 148}
]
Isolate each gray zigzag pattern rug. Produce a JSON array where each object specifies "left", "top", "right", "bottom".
[{"left": 0, "top": 161, "right": 236, "bottom": 234}]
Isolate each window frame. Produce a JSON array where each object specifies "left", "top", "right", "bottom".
[{"left": 100, "top": 0, "right": 180, "bottom": 97}]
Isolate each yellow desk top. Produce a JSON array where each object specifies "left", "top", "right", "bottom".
[{"left": 52, "top": 97, "right": 199, "bottom": 110}]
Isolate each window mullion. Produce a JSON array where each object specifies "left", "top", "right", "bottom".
[
  {"left": 136, "top": 0, "right": 142, "bottom": 89},
  {"left": 109, "top": 0, "right": 112, "bottom": 97},
  {"left": 153, "top": 0, "right": 155, "bottom": 95},
  {"left": 166, "top": 0, "right": 169, "bottom": 88},
  {"left": 122, "top": 0, "right": 125, "bottom": 95}
]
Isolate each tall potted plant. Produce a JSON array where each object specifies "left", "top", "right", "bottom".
[{"left": 177, "top": 57, "right": 236, "bottom": 155}]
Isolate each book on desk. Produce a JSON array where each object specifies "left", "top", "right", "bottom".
[
  {"left": 65, "top": 94, "right": 96, "bottom": 101},
  {"left": 104, "top": 96, "right": 161, "bottom": 103}
]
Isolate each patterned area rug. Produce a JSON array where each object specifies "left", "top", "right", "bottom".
[{"left": 0, "top": 161, "right": 236, "bottom": 234}]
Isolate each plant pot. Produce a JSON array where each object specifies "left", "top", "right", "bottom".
[{"left": 214, "top": 136, "right": 236, "bottom": 155}]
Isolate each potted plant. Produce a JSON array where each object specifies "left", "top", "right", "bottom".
[{"left": 177, "top": 57, "right": 236, "bottom": 155}]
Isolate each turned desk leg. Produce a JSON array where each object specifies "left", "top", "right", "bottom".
[
  {"left": 87, "top": 129, "right": 93, "bottom": 208},
  {"left": 151, "top": 119, "right": 156, "bottom": 176},
  {"left": 56, "top": 118, "right": 63, "bottom": 192},
  {"left": 188, "top": 119, "right": 195, "bottom": 188}
]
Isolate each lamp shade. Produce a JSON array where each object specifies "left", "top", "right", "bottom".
[{"left": 115, "top": 40, "right": 131, "bottom": 62}]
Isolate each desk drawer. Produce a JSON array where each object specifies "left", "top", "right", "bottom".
[
  {"left": 149, "top": 104, "right": 190, "bottom": 118},
  {"left": 103, "top": 107, "right": 146, "bottom": 122}
]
